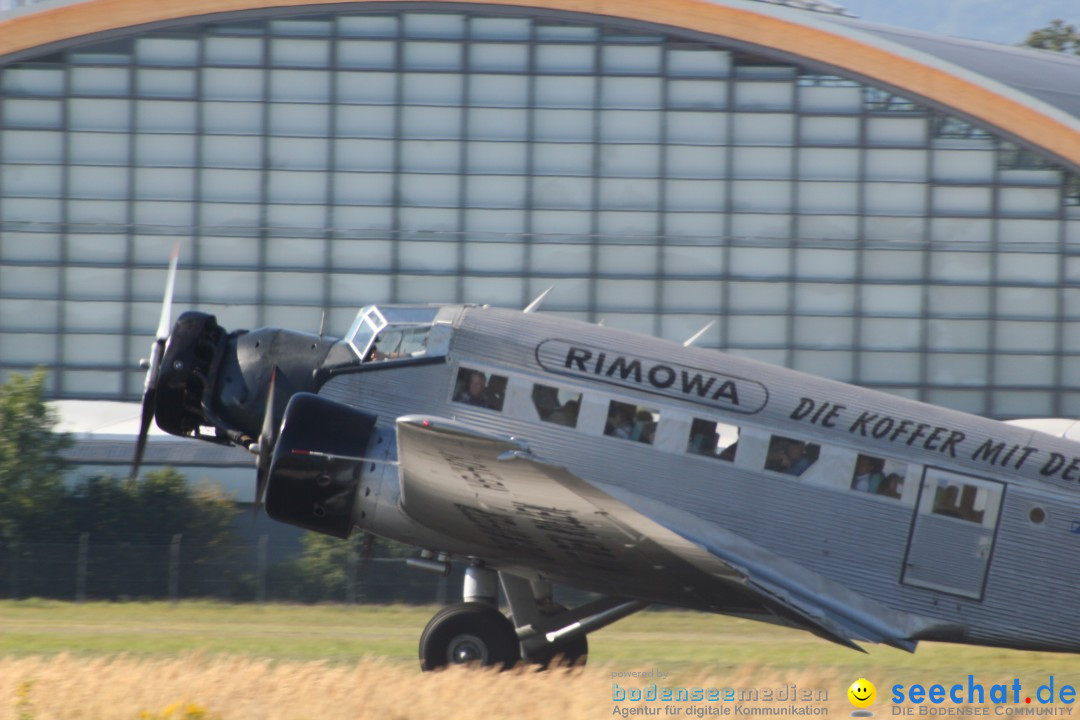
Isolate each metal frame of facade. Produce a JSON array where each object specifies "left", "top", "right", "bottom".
[{"left": 0, "top": 4, "right": 1077, "bottom": 419}]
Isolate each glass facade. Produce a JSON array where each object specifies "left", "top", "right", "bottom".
[{"left": 1, "top": 8, "right": 1079, "bottom": 417}]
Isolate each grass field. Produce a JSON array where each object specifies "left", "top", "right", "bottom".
[{"left": 2, "top": 600, "right": 1078, "bottom": 719}]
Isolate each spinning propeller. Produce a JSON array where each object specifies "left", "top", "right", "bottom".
[
  {"left": 130, "top": 244, "right": 179, "bottom": 482},
  {"left": 128, "top": 248, "right": 287, "bottom": 518},
  {"left": 252, "top": 366, "right": 279, "bottom": 517}
]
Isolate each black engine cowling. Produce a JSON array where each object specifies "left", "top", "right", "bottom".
[
  {"left": 156, "top": 311, "right": 227, "bottom": 437},
  {"left": 154, "top": 310, "right": 341, "bottom": 448},
  {"left": 265, "top": 392, "right": 378, "bottom": 538}
]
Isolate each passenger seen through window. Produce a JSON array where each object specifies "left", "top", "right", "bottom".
[
  {"left": 765, "top": 435, "right": 820, "bottom": 476},
  {"left": 605, "top": 400, "right": 657, "bottom": 444},
  {"left": 687, "top": 418, "right": 739, "bottom": 461},
  {"left": 452, "top": 367, "right": 506, "bottom": 411},
  {"left": 532, "top": 384, "right": 582, "bottom": 428},
  {"left": 850, "top": 454, "right": 906, "bottom": 498}
]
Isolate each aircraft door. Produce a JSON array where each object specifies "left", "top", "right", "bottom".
[{"left": 901, "top": 468, "right": 1003, "bottom": 600}]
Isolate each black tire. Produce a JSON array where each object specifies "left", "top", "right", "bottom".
[{"left": 419, "top": 602, "right": 519, "bottom": 672}]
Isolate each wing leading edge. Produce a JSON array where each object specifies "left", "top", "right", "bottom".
[{"left": 394, "top": 415, "right": 952, "bottom": 652}]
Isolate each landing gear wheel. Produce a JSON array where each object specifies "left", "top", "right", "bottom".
[
  {"left": 528, "top": 603, "right": 588, "bottom": 669},
  {"left": 419, "top": 602, "right": 519, "bottom": 671}
]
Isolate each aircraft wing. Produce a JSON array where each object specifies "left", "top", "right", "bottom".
[{"left": 395, "top": 416, "right": 949, "bottom": 652}]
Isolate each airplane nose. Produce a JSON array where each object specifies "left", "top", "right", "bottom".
[{"left": 153, "top": 310, "right": 229, "bottom": 434}]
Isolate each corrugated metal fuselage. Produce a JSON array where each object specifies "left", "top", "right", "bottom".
[{"left": 321, "top": 306, "right": 1080, "bottom": 654}]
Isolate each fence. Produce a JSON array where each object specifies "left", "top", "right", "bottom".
[{"left": 0, "top": 534, "right": 456, "bottom": 604}]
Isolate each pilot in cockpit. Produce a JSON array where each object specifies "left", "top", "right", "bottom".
[
  {"left": 348, "top": 305, "right": 441, "bottom": 365},
  {"left": 364, "top": 328, "right": 430, "bottom": 362}
]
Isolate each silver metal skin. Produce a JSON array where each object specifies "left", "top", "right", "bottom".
[{"left": 323, "top": 304, "right": 1080, "bottom": 655}]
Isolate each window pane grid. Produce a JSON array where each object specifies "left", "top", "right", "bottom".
[{"left": 0, "top": 10, "right": 1073, "bottom": 409}]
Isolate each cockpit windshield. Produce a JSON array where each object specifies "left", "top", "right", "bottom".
[{"left": 345, "top": 305, "right": 441, "bottom": 363}]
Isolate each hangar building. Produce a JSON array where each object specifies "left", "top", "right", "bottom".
[{"left": 1, "top": 0, "right": 1079, "bottom": 429}]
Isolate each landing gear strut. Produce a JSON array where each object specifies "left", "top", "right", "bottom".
[
  {"left": 528, "top": 604, "right": 589, "bottom": 669},
  {"left": 416, "top": 562, "right": 647, "bottom": 671}
]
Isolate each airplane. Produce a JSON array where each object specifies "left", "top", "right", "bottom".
[{"left": 132, "top": 249, "right": 1080, "bottom": 670}]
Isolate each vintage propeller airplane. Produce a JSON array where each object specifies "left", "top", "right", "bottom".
[{"left": 133, "top": 248, "right": 1080, "bottom": 670}]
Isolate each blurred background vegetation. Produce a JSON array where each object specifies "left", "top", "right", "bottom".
[{"left": 0, "top": 369, "right": 450, "bottom": 604}]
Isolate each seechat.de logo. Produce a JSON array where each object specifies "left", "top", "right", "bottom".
[{"left": 848, "top": 677, "right": 876, "bottom": 717}]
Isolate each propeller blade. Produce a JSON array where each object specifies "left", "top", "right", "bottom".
[
  {"left": 253, "top": 367, "right": 278, "bottom": 518},
  {"left": 130, "top": 243, "right": 181, "bottom": 482},
  {"left": 129, "top": 388, "right": 155, "bottom": 482},
  {"left": 156, "top": 243, "right": 180, "bottom": 341}
]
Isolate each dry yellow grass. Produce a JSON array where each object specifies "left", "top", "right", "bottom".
[
  {"left": 0, "top": 654, "right": 864, "bottom": 720},
  {"left": 4, "top": 653, "right": 1080, "bottom": 719},
  {"left": 4, "top": 604, "right": 1079, "bottom": 719}
]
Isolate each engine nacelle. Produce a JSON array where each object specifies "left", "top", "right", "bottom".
[
  {"left": 156, "top": 310, "right": 227, "bottom": 437},
  {"left": 265, "top": 392, "right": 378, "bottom": 538}
]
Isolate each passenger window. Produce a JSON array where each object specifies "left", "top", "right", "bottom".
[
  {"left": 932, "top": 481, "right": 989, "bottom": 524},
  {"left": 851, "top": 454, "right": 906, "bottom": 499},
  {"left": 532, "top": 384, "right": 582, "bottom": 428},
  {"left": 605, "top": 400, "right": 657, "bottom": 444},
  {"left": 765, "top": 435, "right": 820, "bottom": 477},
  {"left": 687, "top": 418, "right": 739, "bottom": 461},
  {"left": 452, "top": 367, "right": 506, "bottom": 412}
]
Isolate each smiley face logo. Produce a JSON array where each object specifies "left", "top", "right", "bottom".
[{"left": 848, "top": 678, "right": 876, "bottom": 709}]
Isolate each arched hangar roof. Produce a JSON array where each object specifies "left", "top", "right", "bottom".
[
  {"left": 1, "top": 0, "right": 1079, "bottom": 172},
  {"left": 821, "top": 13, "right": 1080, "bottom": 125}
]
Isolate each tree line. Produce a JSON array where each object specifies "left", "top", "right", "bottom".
[
  {"left": 0, "top": 369, "right": 441, "bottom": 603},
  {"left": 1022, "top": 19, "right": 1080, "bottom": 54}
]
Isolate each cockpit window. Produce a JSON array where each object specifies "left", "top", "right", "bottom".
[
  {"left": 346, "top": 309, "right": 382, "bottom": 360},
  {"left": 346, "top": 305, "right": 440, "bottom": 363},
  {"left": 368, "top": 326, "right": 430, "bottom": 361}
]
